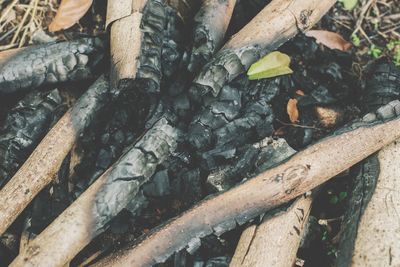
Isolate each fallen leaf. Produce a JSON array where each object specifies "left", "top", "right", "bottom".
[
  {"left": 247, "top": 51, "right": 293, "bottom": 80},
  {"left": 306, "top": 30, "right": 352, "bottom": 51},
  {"left": 49, "top": 0, "right": 93, "bottom": 32},
  {"left": 287, "top": 99, "right": 299, "bottom": 123},
  {"left": 339, "top": 0, "right": 359, "bottom": 10},
  {"left": 295, "top": 90, "right": 305, "bottom": 96}
]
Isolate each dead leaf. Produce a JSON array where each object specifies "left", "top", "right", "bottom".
[
  {"left": 295, "top": 90, "right": 305, "bottom": 96},
  {"left": 287, "top": 99, "right": 299, "bottom": 123},
  {"left": 49, "top": 0, "right": 93, "bottom": 32},
  {"left": 306, "top": 30, "right": 352, "bottom": 51}
]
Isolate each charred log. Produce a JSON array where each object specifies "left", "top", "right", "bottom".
[
  {"left": 0, "top": 89, "right": 64, "bottom": 187},
  {"left": 93, "top": 100, "right": 400, "bottom": 267},
  {"left": 107, "top": 0, "right": 167, "bottom": 95},
  {"left": 11, "top": 118, "right": 179, "bottom": 267},
  {"left": 188, "top": 0, "right": 236, "bottom": 73},
  {"left": 336, "top": 59, "right": 400, "bottom": 267},
  {"left": 0, "top": 75, "right": 110, "bottom": 236},
  {"left": 0, "top": 38, "right": 104, "bottom": 94},
  {"left": 190, "top": 0, "right": 336, "bottom": 100}
]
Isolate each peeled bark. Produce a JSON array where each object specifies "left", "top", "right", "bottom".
[
  {"left": 93, "top": 100, "right": 400, "bottom": 267},
  {"left": 0, "top": 38, "right": 104, "bottom": 94},
  {"left": 190, "top": 0, "right": 336, "bottom": 100},
  {"left": 230, "top": 195, "right": 313, "bottom": 267},
  {"left": 0, "top": 89, "right": 64, "bottom": 187},
  {"left": 10, "top": 118, "right": 179, "bottom": 267},
  {"left": 188, "top": 0, "right": 236, "bottom": 73},
  {"left": 0, "top": 75, "right": 109, "bottom": 236},
  {"left": 107, "top": 0, "right": 167, "bottom": 94}
]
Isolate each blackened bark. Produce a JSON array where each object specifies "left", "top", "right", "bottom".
[
  {"left": 11, "top": 118, "right": 180, "bottom": 267},
  {"left": 336, "top": 60, "right": 400, "bottom": 267},
  {"left": 188, "top": 0, "right": 236, "bottom": 73},
  {"left": 0, "top": 89, "right": 64, "bottom": 187},
  {"left": 0, "top": 38, "right": 104, "bottom": 94},
  {"left": 188, "top": 75, "right": 280, "bottom": 172},
  {"left": 135, "top": 0, "right": 167, "bottom": 94}
]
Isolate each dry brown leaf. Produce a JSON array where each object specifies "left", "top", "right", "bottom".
[
  {"left": 295, "top": 89, "right": 305, "bottom": 96},
  {"left": 306, "top": 30, "right": 352, "bottom": 51},
  {"left": 48, "top": 0, "right": 93, "bottom": 32},
  {"left": 287, "top": 98, "right": 299, "bottom": 123}
]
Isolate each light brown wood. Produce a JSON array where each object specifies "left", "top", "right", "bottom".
[
  {"left": 0, "top": 76, "right": 109, "bottom": 236},
  {"left": 225, "top": 0, "right": 337, "bottom": 50},
  {"left": 230, "top": 195, "right": 313, "bottom": 267},
  {"left": 350, "top": 141, "right": 400, "bottom": 266},
  {"left": 94, "top": 114, "right": 400, "bottom": 267},
  {"left": 107, "top": 0, "right": 146, "bottom": 89},
  {"left": 10, "top": 119, "right": 178, "bottom": 267}
]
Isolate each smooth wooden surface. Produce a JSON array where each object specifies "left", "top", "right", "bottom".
[{"left": 230, "top": 195, "right": 313, "bottom": 267}]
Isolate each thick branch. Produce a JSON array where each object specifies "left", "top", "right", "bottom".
[
  {"left": 188, "top": 0, "right": 236, "bottom": 73},
  {"left": 0, "top": 89, "right": 64, "bottom": 187},
  {"left": 230, "top": 195, "right": 312, "bottom": 267},
  {"left": 94, "top": 100, "right": 400, "bottom": 267},
  {"left": 190, "top": 0, "right": 336, "bottom": 99},
  {"left": 0, "top": 38, "right": 104, "bottom": 94},
  {"left": 10, "top": 118, "right": 179, "bottom": 267},
  {"left": 0, "top": 75, "right": 109, "bottom": 236},
  {"left": 107, "top": 0, "right": 166, "bottom": 94}
]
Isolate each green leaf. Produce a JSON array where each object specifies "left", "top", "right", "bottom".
[
  {"left": 247, "top": 51, "right": 293, "bottom": 80},
  {"left": 339, "top": 0, "right": 359, "bottom": 10}
]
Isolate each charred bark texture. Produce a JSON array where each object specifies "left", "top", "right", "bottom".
[
  {"left": 190, "top": 0, "right": 336, "bottom": 100},
  {"left": 108, "top": 0, "right": 167, "bottom": 95},
  {"left": 188, "top": 76, "right": 280, "bottom": 172},
  {"left": 336, "top": 60, "right": 400, "bottom": 267},
  {"left": 93, "top": 99, "right": 400, "bottom": 267},
  {"left": 0, "top": 89, "right": 64, "bottom": 187},
  {"left": 0, "top": 75, "right": 110, "bottom": 236},
  {"left": 188, "top": 0, "right": 236, "bottom": 73},
  {"left": 10, "top": 118, "right": 179, "bottom": 267},
  {"left": 0, "top": 38, "right": 104, "bottom": 94}
]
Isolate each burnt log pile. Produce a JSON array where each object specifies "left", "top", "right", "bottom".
[{"left": 0, "top": 0, "right": 399, "bottom": 266}]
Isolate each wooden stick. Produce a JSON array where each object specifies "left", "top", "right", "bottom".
[
  {"left": 10, "top": 118, "right": 179, "bottom": 267},
  {"left": 230, "top": 195, "right": 313, "bottom": 267},
  {"left": 191, "top": 0, "right": 337, "bottom": 99},
  {"left": 0, "top": 75, "right": 109, "bottom": 236},
  {"left": 337, "top": 141, "right": 400, "bottom": 267},
  {"left": 93, "top": 100, "right": 400, "bottom": 267},
  {"left": 187, "top": 0, "right": 236, "bottom": 72},
  {"left": 106, "top": 0, "right": 166, "bottom": 94}
]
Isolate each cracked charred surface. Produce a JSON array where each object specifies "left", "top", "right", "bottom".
[
  {"left": 93, "top": 99, "right": 400, "bottom": 267},
  {"left": 0, "top": 89, "right": 64, "bottom": 188},
  {"left": 0, "top": 38, "right": 104, "bottom": 94},
  {"left": 188, "top": 0, "right": 236, "bottom": 73},
  {"left": 0, "top": 76, "right": 110, "bottom": 237},
  {"left": 107, "top": 0, "right": 167, "bottom": 95},
  {"left": 190, "top": 0, "right": 336, "bottom": 100},
  {"left": 10, "top": 118, "right": 179, "bottom": 267},
  {"left": 188, "top": 75, "right": 282, "bottom": 173},
  {"left": 337, "top": 60, "right": 400, "bottom": 267}
]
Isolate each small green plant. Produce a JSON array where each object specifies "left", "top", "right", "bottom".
[
  {"left": 338, "top": 0, "right": 359, "bottom": 10},
  {"left": 351, "top": 33, "right": 361, "bottom": 47},
  {"left": 369, "top": 45, "right": 382, "bottom": 58},
  {"left": 387, "top": 40, "right": 400, "bottom": 66}
]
